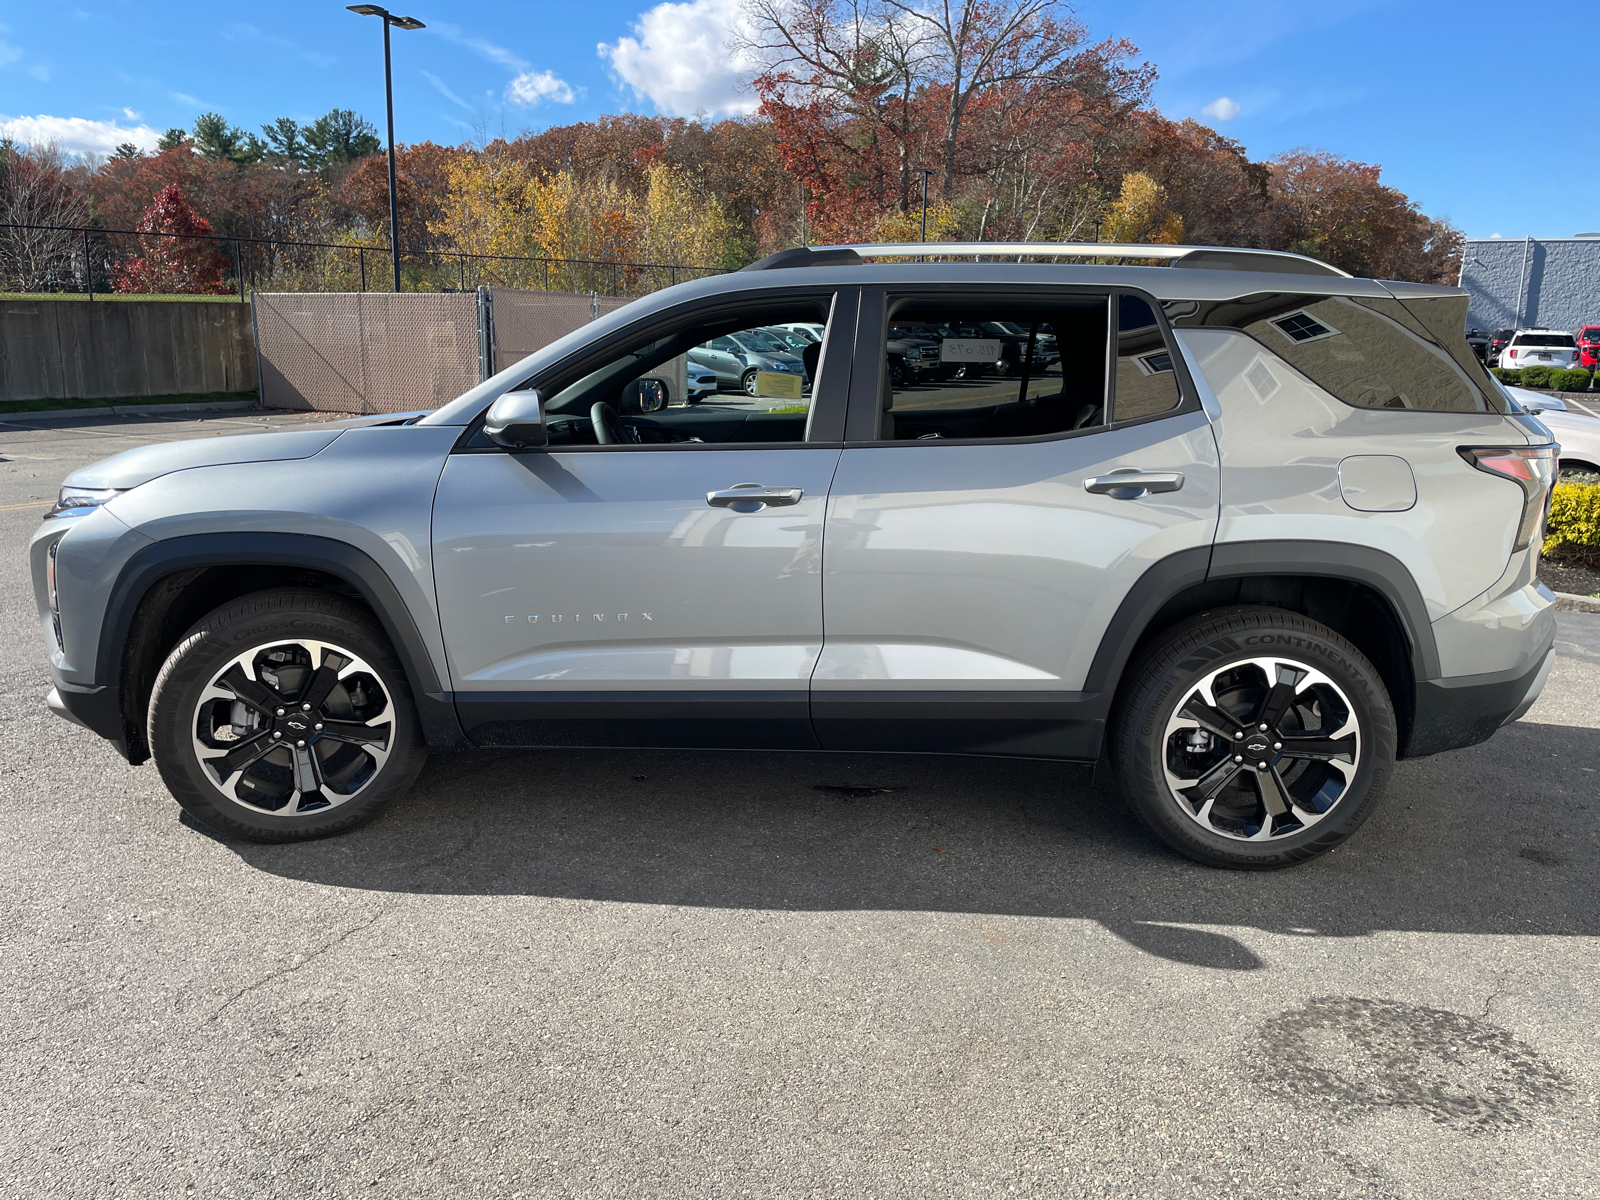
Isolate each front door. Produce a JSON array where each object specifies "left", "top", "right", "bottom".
[
  {"left": 434, "top": 289, "right": 856, "bottom": 750},
  {"left": 814, "top": 289, "right": 1220, "bottom": 759}
]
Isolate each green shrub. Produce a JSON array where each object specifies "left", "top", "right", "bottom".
[
  {"left": 1544, "top": 482, "right": 1600, "bottom": 563},
  {"left": 1491, "top": 367, "right": 1522, "bottom": 385},
  {"left": 1548, "top": 367, "right": 1593, "bottom": 392},
  {"left": 1518, "top": 365, "right": 1555, "bottom": 389}
]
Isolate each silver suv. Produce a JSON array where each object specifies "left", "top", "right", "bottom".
[{"left": 30, "top": 242, "right": 1560, "bottom": 869}]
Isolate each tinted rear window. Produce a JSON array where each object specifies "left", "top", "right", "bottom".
[
  {"left": 1512, "top": 333, "right": 1575, "bottom": 347},
  {"left": 1170, "top": 292, "right": 1500, "bottom": 413}
]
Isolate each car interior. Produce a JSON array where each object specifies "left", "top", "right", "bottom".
[
  {"left": 499, "top": 302, "right": 832, "bottom": 446},
  {"left": 877, "top": 297, "right": 1109, "bottom": 440}
]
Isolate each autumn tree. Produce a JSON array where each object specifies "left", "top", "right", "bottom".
[{"left": 115, "top": 184, "right": 230, "bottom": 294}]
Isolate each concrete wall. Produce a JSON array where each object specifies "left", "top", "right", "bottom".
[
  {"left": 0, "top": 299, "right": 257, "bottom": 403},
  {"left": 1460, "top": 238, "right": 1600, "bottom": 333}
]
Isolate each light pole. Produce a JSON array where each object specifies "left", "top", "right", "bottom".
[
  {"left": 914, "top": 167, "right": 937, "bottom": 244},
  {"left": 347, "top": 4, "right": 425, "bottom": 294}
]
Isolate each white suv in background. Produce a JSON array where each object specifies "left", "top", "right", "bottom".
[{"left": 1503, "top": 329, "right": 1580, "bottom": 369}]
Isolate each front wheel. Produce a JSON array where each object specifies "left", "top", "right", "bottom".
[
  {"left": 1112, "top": 607, "right": 1396, "bottom": 870},
  {"left": 147, "top": 589, "right": 427, "bottom": 842},
  {"left": 741, "top": 369, "right": 761, "bottom": 396}
]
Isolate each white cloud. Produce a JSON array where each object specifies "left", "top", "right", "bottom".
[
  {"left": 598, "top": 0, "right": 759, "bottom": 118},
  {"left": 122, "top": 106, "right": 143, "bottom": 120},
  {"left": 507, "top": 69, "right": 577, "bottom": 107},
  {"left": 431, "top": 23, "right": 528, "bottom": 71},
  {"left": 0, "top": 113, "right": 162, "bottom": 156},
  {"left": 1202, "top": 96, "right": 1241, "bottom": 121},
  {"left": 423, "top": 70, "right": 473, "bottom": 110},
  {"left": 0, "top": 40, "right": 22, "bottom": 68}
]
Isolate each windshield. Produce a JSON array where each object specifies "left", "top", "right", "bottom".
[
  {"left": 1512, "top": 333, "right": 1575, "bottom": 347},
  {"left": 1581, "top": 329, "right": 1600, "bottom": 343},
  {"left": 732, "top": 331, "right": 788, "bottom": 354}
]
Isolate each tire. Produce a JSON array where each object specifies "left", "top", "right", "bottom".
[
  {"left": 1112, "top": 606, "right": 1396, "bottom": 870},
  {"left": 741, "top": 369, "right": 761, "bottom": 396},
  {"left": 147, "top": 588, "right": 427, "bottom": 842}
]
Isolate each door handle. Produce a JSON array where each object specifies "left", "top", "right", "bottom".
[
  {"left": 1083, "top": 471, "right": 1185, "bottom": 499},
  {"left": 706, "top": 482, "right": 804, "bottom": 511}
]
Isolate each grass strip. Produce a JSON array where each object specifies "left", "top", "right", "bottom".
[{"left": 0, "top": 391, "right": 258, "bottom": 415}]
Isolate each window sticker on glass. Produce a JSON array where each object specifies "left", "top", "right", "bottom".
[
  {"left": 755, "top": 371, "right": 804, "bottom": 400},
  {"left": 940, "top": 338, "right": 1002, "bottom": 362}
]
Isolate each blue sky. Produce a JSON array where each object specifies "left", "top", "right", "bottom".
[{"left": 0, "top": 0, "right": 1590, "bottom": 239}]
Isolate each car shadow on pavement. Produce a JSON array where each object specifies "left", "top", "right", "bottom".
[{"left": 223, "top": 718, "right": 1600, "bottom": 971}]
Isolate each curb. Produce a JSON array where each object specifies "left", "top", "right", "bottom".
[
  {"left": 1552, "top": 591, "right": 1600, "bottom": 613},
  {"left": 0, "top": 400, "right": 260, "bottom": 423}
]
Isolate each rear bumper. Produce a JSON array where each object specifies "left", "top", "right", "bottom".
[{"left": 1405, "top": 642, "right": 1556, "bottom": 758}]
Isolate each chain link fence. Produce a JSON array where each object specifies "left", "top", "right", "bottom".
[
  {"left": 254, "top": 287, "right": 638, "bottom": 414},
  {"left": 0, "top": 222, "right": 722, "bottom": 299}
]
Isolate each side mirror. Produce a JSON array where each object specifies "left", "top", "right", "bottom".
[
  {"left": 619, "top": 377, "right": 669, "bottom": 414},
  {"left": 484, "top": 389, "right": 547, "bottom": 449}
]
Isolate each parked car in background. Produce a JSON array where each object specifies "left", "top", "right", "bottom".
[
  {"left": 685, "top": 367, "right": 719, "bottom": 404},
  {"left": 1465, "top": 328, "right": 1489, "bottom": 362},
  {"left": 1509, "top": 385, "right": 1600, "bottom": 479},
  {"left": 1503, "top": 329, "right": 1579, "bottom": 370},
  {"left": 1576, "top": 325, "right": 1600, "bottom": 368},
  {"left": 773, "top": 322, "right": 827, "bottom": 344},
  {"left": 1488, "top": 328, "right": 1516, "bottom": 366},
  {"left": 688, "top": 329, "right": 809, "bottom": 395}
]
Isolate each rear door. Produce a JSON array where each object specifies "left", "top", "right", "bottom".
[{"left": 814, "top": 288, "right": 1220, "bottom": 759}]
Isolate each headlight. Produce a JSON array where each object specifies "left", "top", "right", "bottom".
[{"left": 46, "top": 486, "right": 122, "bottom": 519}]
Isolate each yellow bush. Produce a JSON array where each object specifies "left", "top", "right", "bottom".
[{"left": 1543, "top": 481, "right": 1600, "bottom": 561}]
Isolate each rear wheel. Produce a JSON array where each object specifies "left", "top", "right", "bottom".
[
  {"left": 1113, "top": 607, "right": 1396, "bottom": 869},
  {"left": 148, "top": 589, "right": 427, "bottom": 842}
]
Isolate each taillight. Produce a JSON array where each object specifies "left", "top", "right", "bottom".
[
  {"left": 1459, "top": 444, "right": 1559, "bottom": 552},
  {"left": 1508, "top": 348, "right": 1518, "bottom": 358}
]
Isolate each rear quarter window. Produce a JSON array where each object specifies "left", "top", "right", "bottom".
[{"left": 1171, "top": 292, "right": 1500, "bottom": 413}]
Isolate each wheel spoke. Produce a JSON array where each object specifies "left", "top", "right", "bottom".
[
  {"left": 218, "top": 665, "right": 282, "bottom": 716},
  {"left": 291, "top": 744, "right": 322, "bottom": 796},
  {"left": 318, "top": 718, "right": 389, "bottom": 747},
  {"left": 1255, "top": 764, "right": 1292, "bottom": 818},
  {"left": 1254, "top": 664, "right": 1309, "bottom": 731},
  {"left": 204, "top": 731, "right": 275, "bottom": 777},
  {"left": 1278, "top": 733, "right": 1357, "bottom": 762},
  {"left": 299, "top": 656, "right": 350, "bottom": 711},
  {"left": 1179, "top": 696, "right": 1246, "bottom": 741},
  {"left": 1193, "top": 755, "right": 1244, "bottom": 798}
]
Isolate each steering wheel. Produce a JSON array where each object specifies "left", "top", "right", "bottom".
[{"left": 590, "top": 401, "right": 629, "bottom": 445}]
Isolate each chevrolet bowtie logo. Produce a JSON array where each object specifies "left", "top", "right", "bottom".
[{"left": 504, "top": 613, "right": 653, "bottom": 624}]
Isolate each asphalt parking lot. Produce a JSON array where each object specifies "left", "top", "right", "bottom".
[{"left": 1, "top": 410, "right": 1597, "bottom": 1199}]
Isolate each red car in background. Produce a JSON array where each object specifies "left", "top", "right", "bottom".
[{"left": 1577, "top": 325, "right": 1600, "bottom": 368}]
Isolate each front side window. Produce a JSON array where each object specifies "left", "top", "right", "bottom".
[
  {"left": 524, "top": 297, "right": 834, "bottom": 446},
  {"left": 876, "top": 298, "right": 1108, "bottom": 440},
  {"left": 1171, "top": 292, "right": 1497, "bottom": 413}
]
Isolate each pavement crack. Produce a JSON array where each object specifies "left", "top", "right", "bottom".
[
  {"left": 208, "top": 903, "right": 392, "bottom": 1022},
  {"left": 1481, "top": 980, "right": 1509, "bottom": 1019}
]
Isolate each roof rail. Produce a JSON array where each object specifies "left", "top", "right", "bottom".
[{"left": 740, "top": 242, "right": 1350, "bottom": 278}]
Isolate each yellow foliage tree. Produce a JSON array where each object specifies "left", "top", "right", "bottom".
[
  {"left": 428, "top": 153, "right": 539, "bottom": 284},
  {"left": 870, "top": 201, "right": 963, "bottom": 245},
  {"left": 1100, "top": 173, "right": 1185, "bottom": 245},
  {"left": 635, "top": 163, "right": 736, "bottom": 289}
]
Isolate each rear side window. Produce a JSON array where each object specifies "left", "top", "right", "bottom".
[
  {"left": 877, "top": 297, "right": 1108, "bottom": 440},
  {"left": 1114, "top": 295, "right": 1182, "bottom": 419},
  {"left": 1171, "top": 293, "right": 1500, "bottom": 413}
]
